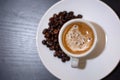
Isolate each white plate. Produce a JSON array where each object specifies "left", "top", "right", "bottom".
[{"left": 36, "top": 0, "right": 120, "bottom": 80}]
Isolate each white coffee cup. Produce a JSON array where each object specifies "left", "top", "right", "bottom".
[{"left": 58, "top": 19, "right": 97, "bottom": 68}]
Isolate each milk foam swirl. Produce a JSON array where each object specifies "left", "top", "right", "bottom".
[{"left": 66, "top": 25, "right": 91, "bottom": 51}]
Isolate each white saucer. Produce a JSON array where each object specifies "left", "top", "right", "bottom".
[{"left": 36, "top": 0, "right": 120, "bottom": 80}]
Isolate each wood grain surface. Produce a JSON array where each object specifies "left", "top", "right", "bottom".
[{"left": 0, "top": 0, "right": 119, "bottom": 80}]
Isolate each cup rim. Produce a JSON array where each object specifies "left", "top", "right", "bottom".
[{"left": 58, "top": 19, "right": 97, "bottom": 58}]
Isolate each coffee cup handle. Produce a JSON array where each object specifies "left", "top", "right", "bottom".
[{"left": 71, "top": 57, "right": 79, "bottom": 68}]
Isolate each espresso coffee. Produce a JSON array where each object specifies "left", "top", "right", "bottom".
[{"left": 62, "top": 22, "right": 94, "bottom": 54}]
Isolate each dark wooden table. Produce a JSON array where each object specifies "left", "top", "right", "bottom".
[{"left": 0, "top": 0, "right": 119, "bottom": 80}]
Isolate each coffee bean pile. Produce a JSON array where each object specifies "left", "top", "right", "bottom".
[{"left": 42, "top": 11, "right": 83, "bottom": 62}]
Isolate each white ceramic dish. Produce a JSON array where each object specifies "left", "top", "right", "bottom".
[{"left": 36, "top": 0, "right": 120, "bottom": 80}]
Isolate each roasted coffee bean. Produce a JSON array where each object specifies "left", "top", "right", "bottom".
[
  {"left": 58, "top": 12, "right": 63, "bottom": 17},
  {"left": 58, "top": 50, "right": 63, "bottom": 54},
  {"left": 49, "top": 17, "right": 54, "bottom": 22},
  {"left": 61, "top": 53, "right": 66, "bottom": 57},
  {"left": 54, "top": 52, "right": 58, "bottom": 57},
  {"left": 69, "top": 11, "right": 74, "bottom": 16},
  {"left": 54, "top": 39, "right": 58, "bottom": 43},
  {"left": 46, "top": 44, "right": 50, "bottom": 47},
  {"left": 53, "top": 14, "right": 57, "bottom": 18},
  {"left": 54, "top": 22, "right": 59, "bottom": 27},
  {"left": 62, "top": 11, "right": 67, "bottom": 16},
  {"left": 49, "top": 27, "right": 54, "bottom": 33},
  {"left": 59, "top": 20, "right": 63, "bottom": 26},
  {"left": 54, "top": 45, "right": 59, "bottom": 50},
  {"left": 54, "top": 35, "right": 58, "bottom": 38},
  {"left": 77, "top": 14, "right": 83, "bottom": 18},
  {"left": 50, "top": 37, "right": 54, "bottom": 41},
  {"left": 65, "top": 56, "right": 70, "bottom": 61},
  {"left": 53, "top": 29, "right": 59, "bottom": 34},
  {"left": 62, "top": 57, "right": 66, "bottom": 62},
  {"left": 42, "top": 40, "right": 46, "bottom": 45},
  {"left": 49, "top": 46, "right": 55, "bottom": 50},
  {"left": 48, "top": 42, "right": 53, "bottom": 46},
  {"left": 42, "top": 11, "right": 83, "bottom": 62},
  {"left": 44, "top": 33, "right": 50, "bottom": 38},
  {"left": 57, "top": 53, "right": 62, "bottom": 58},
  {"left": 46, "top": 41, "right": 52, "bottom": 47},
  {"left": 42, "top": 28, "right": 48, "bottom": 34},
  {"left": 48, "top": 22, "right": 53, "bottom": 27}
]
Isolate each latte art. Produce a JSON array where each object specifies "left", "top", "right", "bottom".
[
  {"left": 66, "top": 25, "right": 92, "bottom": 51},
  {"left": 62, "top": 22, "right": 94, "bottom": 54}
]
